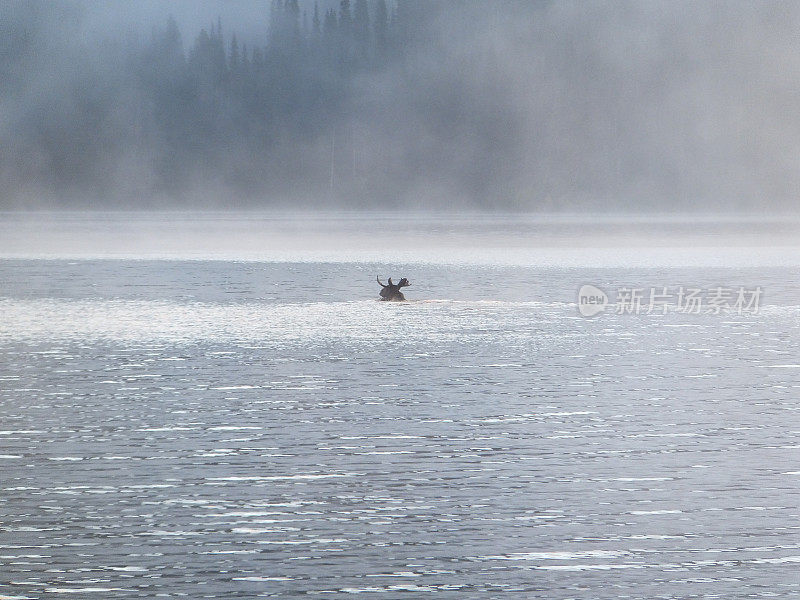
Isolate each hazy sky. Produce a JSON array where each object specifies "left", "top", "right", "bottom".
[
  {"left": 83, "top": 0, "right": 273, "bottom": 47},
  {"left": 82, "top": 0, "right": 351, "bottom": 48}
]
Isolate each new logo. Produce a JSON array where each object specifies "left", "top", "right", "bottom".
[{"left": 577, "top": 284, "right": 608, "bottom": 317}]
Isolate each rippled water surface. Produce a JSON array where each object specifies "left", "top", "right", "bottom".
[{"left": 1, "top": 215, "right": 800, "bottom": 598}]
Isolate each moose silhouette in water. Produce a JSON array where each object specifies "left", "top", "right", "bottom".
[{"left": 377, "top": 276, "right": 411, "bottom": 301}]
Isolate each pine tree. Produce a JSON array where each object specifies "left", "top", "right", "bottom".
[
  {"left": 312, "top": 1, "right": 321, "bottom": 36},
  {"left": 241, "top": 42, "right": 249, "bottom": 71},
  {"left": 285, "top": 0, "right": 300, "bottom": 43},
  {"left": 268, "top": 0, "right": 284, "bottom": 49},
  {"left": 323, "top": 8, "right": 337, "bottom": 36},
  {"left": 339, "top": 0, "right": 352, "bottom": 37},
  {"left": 353, "top": 0, "right": 369, "bottom": 61},
  {"left": 229, "top": 33, "right": 239, "bottom": 71},
  {"left": 374, "top": 0, "right": 388, "bottom": 58},
  {"left": 164, "top": 15, "right": 183, "bottom": 58}
]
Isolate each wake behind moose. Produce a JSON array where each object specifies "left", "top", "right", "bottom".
[{"left": 377, "top": 276, "right": 411, "bottom": 301}]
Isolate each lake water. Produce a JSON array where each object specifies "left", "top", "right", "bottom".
[{"left": 1, "top": 213, "right": 799, "bottom": 598}]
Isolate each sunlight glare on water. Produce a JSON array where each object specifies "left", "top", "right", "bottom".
[{"left": 0, "top": 298, "right": 569, "bottom": 344}]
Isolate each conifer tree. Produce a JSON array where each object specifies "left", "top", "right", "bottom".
[
  {"left": 312, "top": 1, "right": 321, "bottom": 36},
  {"left": 374, "top": 0, "right": 388, "bottom": 58},
  {"left": 353, "top": 0, "right": 369, "bottom": 61}
]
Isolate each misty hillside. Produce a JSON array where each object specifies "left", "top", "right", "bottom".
[{"left": 2, "top": 1, "right": 800, "bottom": 210}]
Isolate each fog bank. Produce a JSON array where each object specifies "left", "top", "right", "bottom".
[{"left": 2, "top": 1, "right": 799, "bottom": 211}]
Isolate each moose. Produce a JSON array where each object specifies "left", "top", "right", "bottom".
[{"left": 377, "top": 276, "right": 411, "bottom": 301}]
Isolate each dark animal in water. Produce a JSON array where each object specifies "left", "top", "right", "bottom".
[{"left": 377, "top": 276, "right": 411, "bottom": 301}]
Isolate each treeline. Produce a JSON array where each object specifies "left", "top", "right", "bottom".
[
  {"left": 132, "top": 0, "right": 410, "bottom": 204},
  {"left": 0, "top": 1, "right": 519, "bottom": 208}
]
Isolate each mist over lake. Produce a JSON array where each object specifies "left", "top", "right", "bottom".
[{"left": 5, "top": 1, "right": 800, "bottom": 209}]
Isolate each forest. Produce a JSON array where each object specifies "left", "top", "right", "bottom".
[
  {"left": 1, "top": 1, "right": 518, "bottom": 208},
  {"left": 3, "top": 1, "right": 799, "bottom": 211}
]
